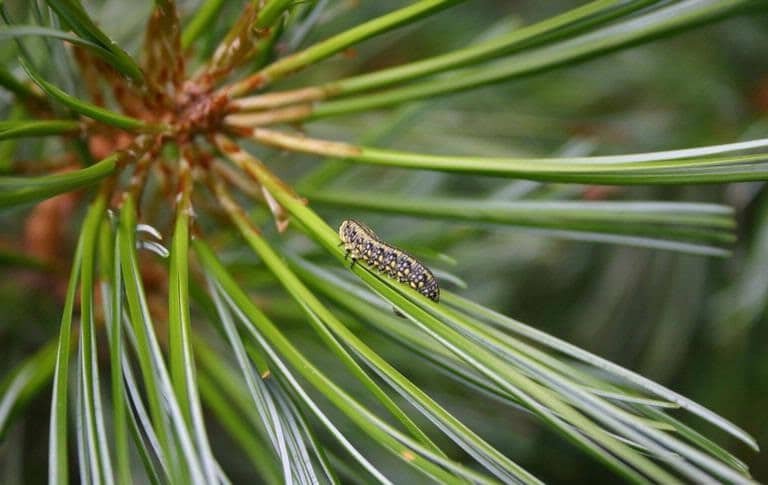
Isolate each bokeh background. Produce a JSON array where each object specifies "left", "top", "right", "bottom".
[{"left": 2, "top": 1, "right": 768, "bottom": 482}]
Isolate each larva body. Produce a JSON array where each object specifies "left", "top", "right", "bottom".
[{"left": 339, "top": 219, "right": 440, "bottom": 302}]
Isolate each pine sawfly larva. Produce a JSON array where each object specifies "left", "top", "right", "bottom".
[{"left": 339, "top": 219, "right": 440, "bottom": 303}]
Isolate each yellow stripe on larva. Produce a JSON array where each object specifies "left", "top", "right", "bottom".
[{"left": 338, "top": 219, "right": 440, "bottom": 302}]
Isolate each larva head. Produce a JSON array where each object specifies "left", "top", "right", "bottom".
[{"left": 339, "top": 219, "right": 358, "bottom": 243}]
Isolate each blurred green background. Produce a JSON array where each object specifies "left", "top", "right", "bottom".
[
  {"left": 2, "top": 1, "right": 768, "bottom": 482},
  {"left": 294, "top": 3, "right": 768, "bottom": 479}
]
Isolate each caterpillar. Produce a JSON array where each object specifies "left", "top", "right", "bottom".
[{"left": 338, "top": 219, "right": 440, "bottom": 302}]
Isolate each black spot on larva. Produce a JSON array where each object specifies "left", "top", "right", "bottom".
[{"left": 338, "top": 219, "right": 440, "bottom": 303}]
